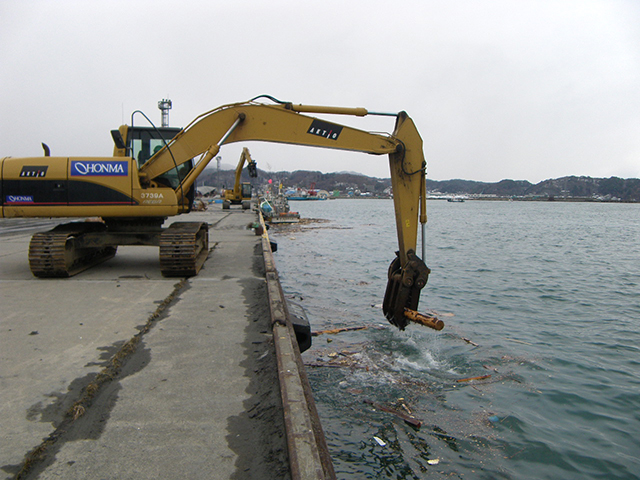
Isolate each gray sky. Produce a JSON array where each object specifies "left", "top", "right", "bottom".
[{"left": 1, "top": 0, "right": 639, "bottom": 182}]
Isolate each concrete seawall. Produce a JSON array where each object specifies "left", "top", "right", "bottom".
[{"left": 0, "top": 207, "right": 333, "bottom": 479}]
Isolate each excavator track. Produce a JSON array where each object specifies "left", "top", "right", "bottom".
[
  {"left": 159, "top": 222, "right": 209, "bottom": 277},
  {"left": 28, "top": 223, "right": 117, "bottom": 278}
]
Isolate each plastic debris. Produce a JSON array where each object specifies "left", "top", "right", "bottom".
[
  {"left": 427, "top": 459, "right": 440, "bottom": 465},
  {"left": 373, "top": 436, "right": 386, "bottom": 447}
]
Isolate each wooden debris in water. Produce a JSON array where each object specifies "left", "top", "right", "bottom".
[
  {"left": 456, "top": 374, "right": 492, "bottom": 383},
  {"left": 304, "top": 348, "right": 368, "bottom": 369},
  {"left": 364, "top": 399, "right": 423, "bottom": 428},
  {"left": 404, "top": 308, "right": 445, "bottom": 331},
  {"left": 304, "top": 362, "right": 347, "bottom": 368},
  {"left": 312, "top": 325, "right": 369, "bottom": 336},
  {"left": 396, "top": 397, "right": 413, "bottom": 415}
]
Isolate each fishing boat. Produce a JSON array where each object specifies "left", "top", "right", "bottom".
[
  {"left": 287, "top": 183, "right": 329, "bottom": 201},
  {"left": 260, "top": 194, "right": 300, "bottom": 224}
]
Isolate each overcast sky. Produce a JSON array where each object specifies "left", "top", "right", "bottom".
[{"left": 1, "top": 0, "right": 639, "bottom": 182}]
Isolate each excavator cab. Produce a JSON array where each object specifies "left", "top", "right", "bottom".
[
  {"left": 127, "top": 127, "right": 181, "bottom": 168},
  {"left": 112, "top": 126, "right": 180, "bottom": 160},
  {"left": 240, "top": 183, "right": 252, "bottom": 199},
  {"left": 111, "top": 126, "right": 194, "bottom": 192}
]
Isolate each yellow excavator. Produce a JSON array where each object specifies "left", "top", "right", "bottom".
[
  {"left": 222, "top": 147, "right": 257, "bottom": 210},
  {"left": 0, "top": 95, "right": 430, "bottom": 329}
]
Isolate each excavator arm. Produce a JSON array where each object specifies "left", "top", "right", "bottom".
[{"left": 140, "top": 98, "right": 430, "bottom": 329}]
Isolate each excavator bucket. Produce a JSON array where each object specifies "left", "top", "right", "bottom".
[
  {"left": 382, "top": 250, "right": 430, "bottom": 330},
  {"left": 247, "top": 161, "right": 257, "bottom": 178}
]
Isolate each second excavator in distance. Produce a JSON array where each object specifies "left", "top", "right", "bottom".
[
  {"left": 0, "top": 95, "right": 431, "bottom": 329},
  {"left": 222, "top": 147, "right": 257, "bottom": 210}
]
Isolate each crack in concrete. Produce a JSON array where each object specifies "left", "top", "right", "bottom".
[{"left": 9, "top": 277, "right": 191, "bottom": 480}]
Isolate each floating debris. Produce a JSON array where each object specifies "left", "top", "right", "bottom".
[
  {"left": 426, "top": 309, "right": 455, "bottom": 317},
  {"left": 312, "top": 325, "right": 369, "bottom": 336},
  {"left": 456, "top": 374, "right": 492, "bottom": 383},
  {"left": 364, "top": 399, "right": 423, "bottom": 428},
  {"left": 396, "top": 397, "right": 412, "bottom": 415},
  {"left": 373, "top": 436, "right": 387, "bottom": 447},
  {"left": 304, "top": 362, "right": 345, "bottom": 369},
  {"left": 404, "top": 308, "right": 445, "bottom": 331}
]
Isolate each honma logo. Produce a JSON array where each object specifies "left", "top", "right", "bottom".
[
  {"left": 71, "top": 161, "right": 129, "bottom": 177},
  {"left": 6, "top": 195, "right": 34, "bottom": 203}
]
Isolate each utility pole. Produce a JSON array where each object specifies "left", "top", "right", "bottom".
[{"left": 216, "top": 156, "right": 222, "bottom": 195}]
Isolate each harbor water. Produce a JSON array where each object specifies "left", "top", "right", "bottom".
[{"left": 270, "top": 198, "right": 640, "bottom": 480}]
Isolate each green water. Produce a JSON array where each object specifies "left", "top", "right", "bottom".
[{"left": 271, "top": 199, "right": 640, "bottom": 479}]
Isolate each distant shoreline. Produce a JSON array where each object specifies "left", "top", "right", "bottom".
[{"left": 327, "top": 195, "right": 638, "bottom": 203}]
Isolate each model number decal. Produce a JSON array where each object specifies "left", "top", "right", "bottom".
[
  {"left": 141, "top": 192, "right": 164, "bottom": 199},
  {"left": 71, "top": 161, "right": 129, "bottom": 177},
  {"left": 307, "top": 119, "right": 343, "bottom": 141},
  {"left": 20, "top": 166, "right": 48, "bottom": 177}
]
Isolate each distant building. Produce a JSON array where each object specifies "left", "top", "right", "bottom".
[{"left": 196, "top": 186, "right": 216, "bottom": 197}]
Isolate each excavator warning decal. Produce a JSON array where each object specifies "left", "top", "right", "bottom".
[{"left": 307, "top": 119, "right": 343, "bottom": 141}]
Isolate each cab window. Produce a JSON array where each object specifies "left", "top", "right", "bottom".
[{"left": 126, "top": 127, "right": 194, "bottom": 188}]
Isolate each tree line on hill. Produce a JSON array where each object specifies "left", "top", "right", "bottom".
[
  {"left": 198, "top": 168, "right": 640, "bottom": 202},
  {"left": 198, "top": 169, "right": 392, "bottom": 195},
  {"left": 425, "top": 176, "right": 639, "bottom": 201}
]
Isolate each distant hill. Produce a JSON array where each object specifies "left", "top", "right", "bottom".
[
  {"left": 426, "top": 176, "right": 640, "bottom": 202},
  {"left": 197, "top": 168, "right": 639, "bottom": 202},
  {"left": 198, "top": 168, "right": 392, "bottom": 195}
]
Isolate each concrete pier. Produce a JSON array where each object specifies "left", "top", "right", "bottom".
[{"left": 0, "top": 207, "right": 332, "bottom": 479}]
